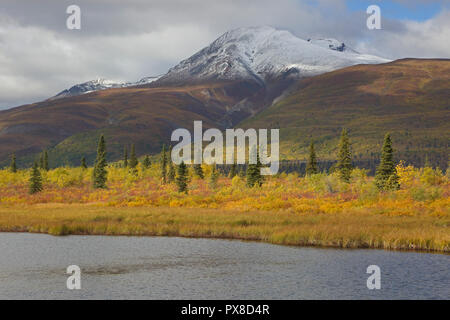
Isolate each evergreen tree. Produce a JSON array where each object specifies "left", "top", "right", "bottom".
[
  {"left": 228, "top": 163, "right": 237, "bottom": 178},
  {"left": 337, "top": 128, "right": 352, "bottom": 182},
  {"left": 375, "top": 133, "right": 400, "bottom": 190},
  {"left": 167, "top": 147, "right": 175, "bottom": 182},
  {"left": 160, "top": 144, "right": 168, "bottom": 183},
  {"left": 39, "top": 153, "right": 44, "bottom": 169},
  {"left": 176, "top": 161, "right": 188, "bottom": 193},
  {"left": 93, "top": 135, "right": 108, "bottom": 189},
  {"left": 193, "top": 149, "right": 204, "bottom": 180},
  {"left": 194, "top": 164, "right": 204, "bottom": 179},
  {"left": 238, "top": 166, "right": 246, "bottom": 178},
  {"left": 385, "top": 173, "right": 400, "bottom": 191},
  {"left": 445, "top": 161, "right": 450, "bottom": 179},
  {"left": 80, "top": 157, "right": 87, "bottom": 169},
  {"left": 209, "top": 165, "right": 219, "bottom": 189},
  {"left": 142, "top": 155, "right": 151, "bottom": 169},
  {"left": 246, "top": 149, "right": 263, "bottom": 187},
  {"left": 129, "top": 144, "right": 138, "bottom": 168},
  {"left": 168, "top": 162, "right": 175, "bottom": 182},
  {"left": 29, "top": 161, "right": 43, "bottom": 194},
  {"left": 129, "top": 144, "right": 138, "bottom": 175},
  {"left": 123, "top": 146, "right": 128, "bottom": 168},
  {"left": 10, "top": 153, "right": 17, "bottom": 173},
  {"left": 43, "top": 150, "right": 49, "bottom": 171},
  {"left": 305, "top": 141, "right": 318, "bottom": 175}
]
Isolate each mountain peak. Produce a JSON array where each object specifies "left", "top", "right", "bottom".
[{"left": 157, "top": 26, "right": 389, "bottom": 85}]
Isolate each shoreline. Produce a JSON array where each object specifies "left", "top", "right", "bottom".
[
  {"left": 0, "top": 204, "right": 448, "bottom": 254},
  {"left": 1, "top": 229, "right": 449, "bottom": 255}
]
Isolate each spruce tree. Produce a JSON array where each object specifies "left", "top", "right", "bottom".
[
  {"left": 143, "top": 155, "right": 151, "bottom": 169},
  {"left": 176, "top": 161, "right": 188, "bottom": 193},
  {"left": 93, "top": 135, "right": 107, "bottom": 189},
  {"left": 168, "top": 162, "right": 175, "bottom": 182},
  {"left": 80, "top": 157, "right": 87, "bottom": 169},
  {"left": 10, "top": 154, "right": 17, "bottom": 173},
  {"left": 209, "top": 165, "right": 219, "bottom": 189},
  {"left": 167, "top": 147, "right": 175, "bottom": 182},
  {"left": 123, "top": 146, "right": 128, "bottom": 168},
  {"left": 29, "top": 161, "right": 43, "bottom": 194},
  {"left": 375, "top": 133, "right": 400, "bottom": 190},
  {"left": 194, "top": 164, "right": 204, "bottom": 179},
  {"left": 445, "top": 161, "right": 450, "bottom": 179},
  {"left": 386, "top": 173, "right": 400, "bottom": 191},
  {"left": 160, "top": 144, "right": 167, "bottom": 183},
  {"left": 238, "top": 166, "right": 246, "bottom": 178},
  {"left": 43, "top": 150, "right": 49, "bottom": 171},
  {"left": 306, "top": 141, "right": 318, "bottom": 175},
  {"left": 228, "top": 163, "right": 237, "bottom": 178},
  {"left": 39, "top": 153, "right": 44, "bottom": 169},
  {"left": 129, "top": 144, "right": 138, "bottom": 175},
  {"left": 337, "top": 128, "right": 352, "bottom": 182},
  {"left": 246, "top": 150, "right": 263, "bottom": 188}
]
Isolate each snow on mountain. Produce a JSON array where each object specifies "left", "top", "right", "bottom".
[
  {"left": 52, "top": 76, "right": 161, "bottom": 99},
  {"left": 133, "top": 76, "right": 161, "bottom": 86},
  {"left": 306, "top": 38, "right": 358, "bottom": 53},
  {"left": 53, "top": 79, "right": 125, "bottom": 99},
  {"left": 158, "top": 26, "right": 390, "bottom": 85}
]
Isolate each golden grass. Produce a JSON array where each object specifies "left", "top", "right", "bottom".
[
  {"left": 0, "top": 163, "right": 448, "bottom": 253},
  {"left": 0, "top": 204, "right": 448, "bottom": 253}
]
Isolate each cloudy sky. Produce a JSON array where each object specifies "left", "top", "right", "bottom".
[{"left": 0, "top": 0, "right": 449, "bottom": 109}]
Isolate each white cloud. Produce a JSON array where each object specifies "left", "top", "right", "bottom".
[
  {"left": 0, "top": 17, "right": 215, "bottom": 108},
  {"left": 368, "top": 10, "right": 450, "bottom": 59},
  {"left": 0, "top": 0, "right": 449, "bottom": 109}
]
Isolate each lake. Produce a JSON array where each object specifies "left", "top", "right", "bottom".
[{"left": 0, "top": 233, "right": 448, "bottom": 299}]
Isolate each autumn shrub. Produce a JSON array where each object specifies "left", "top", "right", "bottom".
[{"left": 0, "top": 162, "right": 448, "bottom": 219}]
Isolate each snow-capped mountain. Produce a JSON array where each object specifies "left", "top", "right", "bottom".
[
  {"left": 52, "top": 26, "right": 389, "bottom": 100},
  {"left": 158, "top": 26, "right": 390, "bottom": 85},
  {"left": 52, "top": 76, "right": 160, "bottom": 99},
  {"left": 53, "top": 79, "right": 126, "bottom": 99}
]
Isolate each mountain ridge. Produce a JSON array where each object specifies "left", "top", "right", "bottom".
[
  {"left": 157, "top": 26, "right": 389, "bottom": 86},
  {"left": 51, "top": 76, "right": 161, "bottom": 100}
]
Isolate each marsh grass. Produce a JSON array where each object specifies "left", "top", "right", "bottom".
[
  {"left": 0, "top": 162, "right": 448, "bottom": 252},
  {"left": 0, "top": 205, "right": 448, "bottom": 252}
]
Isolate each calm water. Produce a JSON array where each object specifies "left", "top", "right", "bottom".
[{"left": 0, "top": 233, "right": 448, "bottom": 299}]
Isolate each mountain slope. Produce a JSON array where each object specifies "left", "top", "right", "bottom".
[
  {"left": 157, "top": 26, "right": 388, "bottom": 85},
  {"left": 240, "top": 59, "right": 450, "bottom": 169},
  {"left": 0, "top": 81, "right": 257, "bottom": 166}
]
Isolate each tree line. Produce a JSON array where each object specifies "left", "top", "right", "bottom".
[{"left": 10, "top": 129, "right": 402, "bottom": 194}]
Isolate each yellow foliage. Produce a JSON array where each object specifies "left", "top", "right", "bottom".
[{"left": 0, "top": 163, "right": 448, "bottom": 221}]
